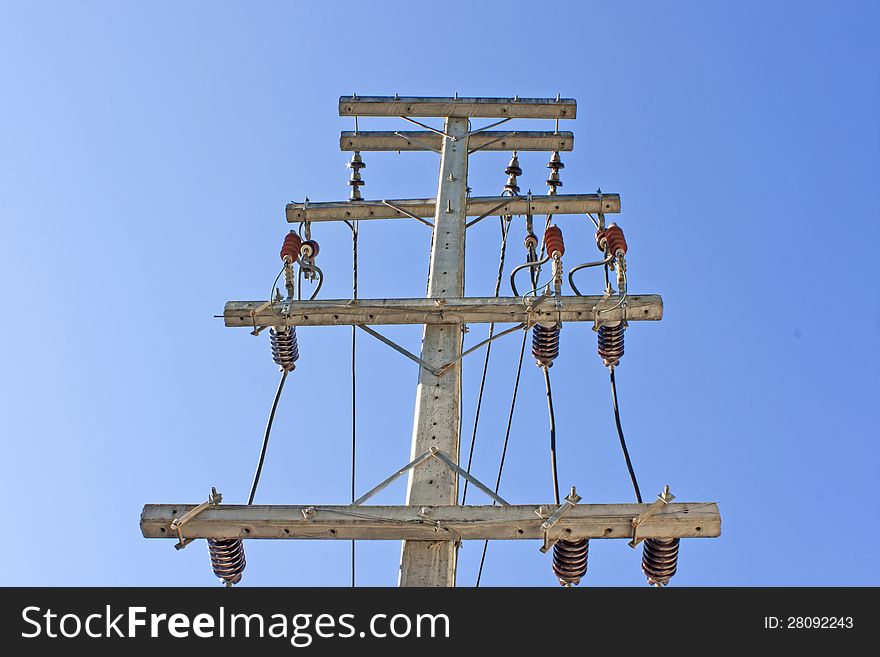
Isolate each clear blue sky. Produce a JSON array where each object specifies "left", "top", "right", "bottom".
[{"left": 1, "top": 1, "right": 878, "bottom": 586}]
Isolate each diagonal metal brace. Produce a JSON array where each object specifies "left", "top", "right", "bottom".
[
  {"left": 353, "top": 450, "right": 436, "bottom": 506},
  {"left": 538, "top": 487, "right": 582, "bottom": 553},
  {"left": 435, "top": 322, "right": 526, "bottom": 376},
  {"left": 381, "top": 199, "right": 434, "bottom": 227},
  {"left": 429, "top": 448, "right": 509, "bottom": 506},
  {"left": 170, "top": 487, "right": 222, "bottom": 550},
  {"left": 629, "top": 485, "right": 675, "bottom": 548},
  {"left": 354, "top": 447, "right": 508, "bottom": 507},
  {"left": 356, "top": 325, "right": 443, "bottom": 377}
]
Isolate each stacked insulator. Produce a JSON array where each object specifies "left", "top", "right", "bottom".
[
  {"left": 347, "top": 151, "right": 366, "bottom": 201},
  {"left": 532, "top": 323, "right": 561, "bottom": 367},
  {"left": 552, "top": 538, "right": 589, "bottom": 586},
  {"left": 546, "top": 151, "right": 564, "bottom": 194},
  {"left": 207, "top": 538, "right": 246, "bottom": 586},
  {"left": 597, "top": 322, "right": 625, "bottom": 368},
  {"left": 280, "top": 231, "right": 302, "bottom": 262},
  {"left": 503, "top": 151, "right": 521, "bottom": 195},
  {"left": 642, "top": 538, "right": 680, "bottom": 586},
  {"left": 269, "top": 326, "right": 300, "bottom": 371}
]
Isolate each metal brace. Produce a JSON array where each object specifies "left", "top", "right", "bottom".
[
  {"left": 629, "top": 485, "right": 675, "bottom": 548},
  {"left": 170, "top": 487, "right": 222, "bottom": 550},
  {"left": 353, "top": 446, "right": 508, "bottom": 507},
  {"left": 538, "top": 487, "right": 581, "bottom": 553}
]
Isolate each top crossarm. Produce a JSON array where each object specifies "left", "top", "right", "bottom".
[{"left": 339, "top": 95, "right": 576, "bottom": 119}]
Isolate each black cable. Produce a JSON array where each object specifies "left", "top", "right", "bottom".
[
  {"left": 351, "top": 324, "right": 357, "bottom": 586},
  {"left": 247, "top": 369, "right": 288, "bottom": 505},
  {"left": 610, "top": 367, "right": 642, "bottom": 503},
  {"left": 462, "top": 216, "right": 511, "bottom": 504},
  {"left": 475, "top": 329, "right": 528, "bottom": 586},
  {"left": 350, "top": 218, "right": 359, "bottom": 587},
  {"left": 543, "top": 366, "right": 561, "bottom": 506}
]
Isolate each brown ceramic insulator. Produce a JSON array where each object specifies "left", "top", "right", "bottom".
[
  {"left": 642, "top": 538, "right": 680, "bottom": 587},
  {"left": 552, "top": 538, "right": 589, "bottom": 586},
  {"left": 280, "top": 231, "right": 302, "bottom": 262},
  {"left": 543, "top": 225, "right": 564, "bottom": 258},
  {"left": 597, "top": 322, "right": 625, "bottom": 368},
  {"left": 301, "top": 239, "right": 320, "bottom": 258},
  {"left": 207, "top": 538, "right": 246, "bottom": 586},
  {"left": 605, "top": 224, "right": 627, "bottom": 256},
  {"left": 532, "top": 323, "right": 561, "bottom": 367}
]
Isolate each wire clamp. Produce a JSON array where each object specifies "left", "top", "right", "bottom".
[
  {"left": 538, "top": 486, "right": 581, "bottom": 553},
  {"left": 629, "top": 485, "right": 675, "bottom": 548},
  {"left": 301, "top": 506, "right": 317, "bottom": 520},
  {"left": 170, "top": 487, "right": 222, "bottom": 551}
]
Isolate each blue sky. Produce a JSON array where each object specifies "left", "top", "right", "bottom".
[{"left": 1, "top": 1, "right": 877, "bottom": 586}]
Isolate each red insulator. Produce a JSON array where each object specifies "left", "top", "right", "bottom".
[
  {"left": 595, "top": 227, "right": 606, "bottom": 253},
  {"left": 605, "top": 224, "right": 627, "bottom": 256},
  {"left": 301, "top": 239, "right": 320, "bottom": 258},
  {"left": 543, "top": 225, "right": 564, "bottom": 258},
  {"left": 280, "top": 232, "right": 302, "bottom": 262}
]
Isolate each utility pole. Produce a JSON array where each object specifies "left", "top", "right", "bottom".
[
  {"left": 400, "top": 116, "right": 469, "bottom": 586},
  {"left": 141, "top": 95, "right": 721, "bottom": 588}
]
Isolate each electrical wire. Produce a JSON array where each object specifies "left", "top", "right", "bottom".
[
  {"left": 345, "top": 218, "right": 359, "bottom": 587},
  {"left": 543, "top": 367, "right": 561, "bottom": 506},
  {"left": 462, "top": 214, "right": 511, "bottom": 504},
  {"left": 247, "top": 369, "right": 288, "bottom": 505},
  {"left": 610, "top": 367, "right": 642, "bottom": 503},
  {"left": 475, "top": 329, "right": 528, "bottom": 586}
]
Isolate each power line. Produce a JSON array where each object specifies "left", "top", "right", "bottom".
[{"left": 248, "top": 370, "right": 288, "bottom": 505}]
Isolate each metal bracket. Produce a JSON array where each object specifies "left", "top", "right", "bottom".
[
  {"left": 464, "top": 198, "right": 514, "bottom": 228},
  {"left": 392, "top": 131, "right": 442, "bottom": 154},
  {"left": 629, "top": 485, "right": 675, "bottom": 548},
  {"left": 538, "top": 486, "right": 581, "bottom": 553},
  {"left": 468, "top": 131, "right": 516, "bottom": 155},
  {"left": 356, "top": 325, "right": 443, "bottom": 377},
  {"left": 435, "top": 322, "right": 526, "bottom": 376},
  {"left": 248, "top": 299, "right": 275, "bottom": 335},
  {"left": 170, "top": 487, "right": 222, "bottom": 550},
  {"left": 353, "top": 446, "right": 508, "bottom": 507},
  {"left": 381, "top": 199, "right": 434, "bottom": 227}
]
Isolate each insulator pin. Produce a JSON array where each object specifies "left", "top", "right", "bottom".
[
  {"left": 503, "top": 152, "right": 521, "bottom": 195},
  {"left": 546, "top": 151, "right": 564, "bottom": 193},
  {"left": 347, "top": 152, "right": 366, "bottom": 201}
]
